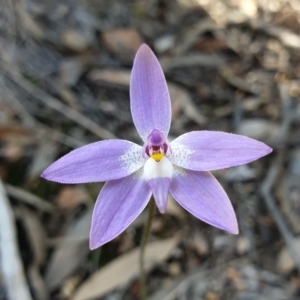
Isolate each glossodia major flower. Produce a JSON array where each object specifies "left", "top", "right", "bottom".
[{"left": 41, "top": 44, "right": 272, "bottom": 249}]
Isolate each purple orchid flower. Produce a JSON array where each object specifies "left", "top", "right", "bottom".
[{"left": 41, "top": 44, "right": 272, "bottom": 250}]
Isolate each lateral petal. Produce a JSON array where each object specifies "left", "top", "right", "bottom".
[
  {"left": 169, "top": 131, "right": 272, "bottom": 171},
  {"left": 130, "top": 44, "right": 171, "bottom": 141},
  {"left": 169, "top": 168, "right": 238, "bottom": 234},
  {"left": 41, "top": 140, "right": 145, "bottom": 183},
  {"left": 90, "top": 173, "right": 151, "bottom": 249},
  {"left": 144, "top": 157, "right": 173, "bottom": 213}
]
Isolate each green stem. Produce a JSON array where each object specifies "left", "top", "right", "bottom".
[{"left": 139, "top": 199, "right": 155, "bottom": 300}]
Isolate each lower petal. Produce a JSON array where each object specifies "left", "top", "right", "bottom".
[
  {"left": 148, "top": 178, "right": 171, "bottom": 213},
  {"left": 144, "top": 157, "right": 173, "bottom": 213},
  {"left": 90, "top": 173, "right": 151, "bottom": 249},
  {"left": 169, "top": 168, "right": 238, "bottom": 234}
]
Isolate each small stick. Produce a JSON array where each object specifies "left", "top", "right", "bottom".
[
  {"left": 0, "top": 81, "right": 84, "bottom": 148},
  {"left": 260, "top": 154, "right": 300, "bottom": 274},
  {"left": 5, "top": 69, "right": 116, "bottom": 140},
  {"left": 139, "top": 199, "right": 156, "bottom": 300},
  {"left": 5, "top": 184, "right": 54, "bottom": 212},
  {"left": 260, "top": 83, "right": 300, "bottom": 274}
]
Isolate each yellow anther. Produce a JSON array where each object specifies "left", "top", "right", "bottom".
[{"left": 151, "top": 153, "right": 165, "bottom": 162}]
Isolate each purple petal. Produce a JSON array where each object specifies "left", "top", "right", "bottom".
[
  {"left": 148, "top": 178, "right": 171, "bottom": 213},
  {"left": 143, "top": 157, "right": 173, "bottom": 213},
  {"left": 169, "top": 168, "right": 238, "bottom": 234},
  {"left": 41, "top": 140, "right": 145, "bottom": 184},
  {"left": 130, "top": 44, "right": 171, "bottom": 141},
  {"left": 169, "top": 131, "right": 272, "bottom": 171},
  {"left": 90, "top": 174, "right": 151, "bottom": 249}
]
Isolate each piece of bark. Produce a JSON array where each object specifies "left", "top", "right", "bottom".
[{"left": 0, "top": 179, "right": 32, "bottom": 300}]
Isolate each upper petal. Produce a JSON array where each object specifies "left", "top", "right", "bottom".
[
  {"left": 90, "top": 173, "right": 151, "bottom": 249},
  {"left": 169, "top": 168, "right": 238, "bottom": 234},
  {"left": 169, "top": 131, "right": 272, "bottom": 171},
  {"left": 130, "top": 44, "right": 171, "bottom": 141},
  {"left": 41, "top": 140, "right": 145, "bottom": 183}
]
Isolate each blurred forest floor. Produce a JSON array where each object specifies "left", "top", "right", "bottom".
[{"left": 0, "top": 0, "right": 300, "bottom": 299}]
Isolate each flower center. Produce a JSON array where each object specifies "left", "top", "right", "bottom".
[{"left": 145, "top": 129, "right": 168, "bottom": 162}]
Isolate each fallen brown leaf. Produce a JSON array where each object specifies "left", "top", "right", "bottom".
[
  {"left": 73, "top": 237, "right": 179, "bottom": 300},
  {"left": 45, "top": 209, "right": 92, "bottom": 291}
]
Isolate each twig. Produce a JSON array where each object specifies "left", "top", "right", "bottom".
[
  {"left": 35, "top": 126, "right": 85, "bottom": 148},
  {"left": 172, "top": 18, "right": 219, "bottom": 56},
  {"left": 139, "top": 199, "right": 156, "bottom": 300},
  {"left": 0, "top": 79, "right": 85, "bottom": 148},
  {"left": 160, "top": 53, "right": 226, "bottom": 71},
  {"left": 3, "top": 68, "right": 116, "bottom": 140},
  {"left": 0, "top": 179, "right": 32, "bottom": 300},
  {"left": 275, "top": 84, "right": 295, "bottom": 147},
  {"left": 260, "top": 154, "right": 300, "bottom": 275},
  {"left": 149, "top": 239, "right": 291, "bottom": 300},
  {"left": 5, "top": 184, "right": 54, "bottom": 212},
  {"left": 250, "top": 18, "right": 300, "bottom": 50},
  {"left": 221, "top": 68, "right": 260, "bottom": 94},
  {"left": 260, "top": 82, "right": 300, "bottom": 274}
]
